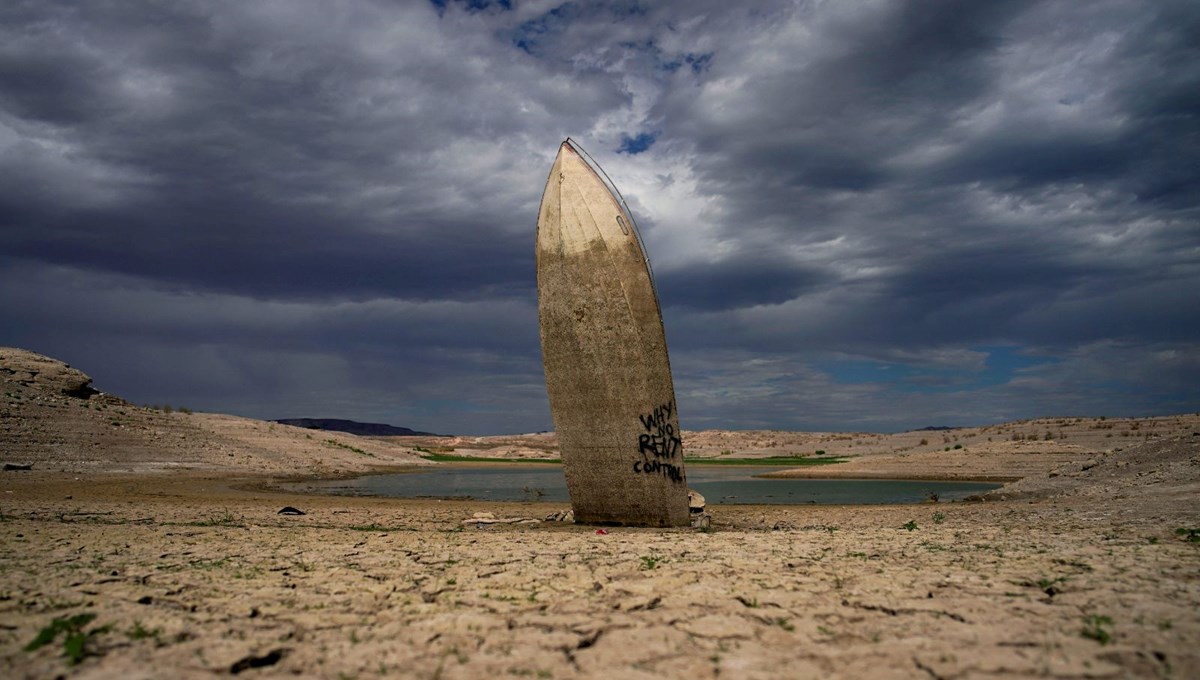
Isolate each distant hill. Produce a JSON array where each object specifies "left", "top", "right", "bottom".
[{"left": 273, "top": 418, "right": 442, "bottom": 437}]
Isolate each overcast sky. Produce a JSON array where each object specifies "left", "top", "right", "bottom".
[{"left": 2, "top": 0, "right": 1197, "bottom": 434}]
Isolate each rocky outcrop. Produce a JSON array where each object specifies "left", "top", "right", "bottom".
[{"left": 0, "top": 347, "right": 99, "bottom": 399}]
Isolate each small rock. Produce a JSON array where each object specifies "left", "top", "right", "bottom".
[
  {"left": 472, "top": 512, "right": 496, "bottom": 520},
  {"left": 462, "top": 515, "right": 540, "bottom": 526},
  {"left": 688, "top": 489, "right": 706, "bottom": 513},
  {"left": 277, "top": 506, "right": 306, "bottom": 515},
  {"left": 3, "top": 463, "right": 32, "bottom": 471},
  {"left": 544, "top": 509, "right": 575, "bottom": 522}
]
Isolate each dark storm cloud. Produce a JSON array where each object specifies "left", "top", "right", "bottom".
[
  {"left": 0, "top": 0, "right": 617, "bottom": 303},
  {"left": 1, "top": 0, "right": 1196, "bottom": 433},
  {"left": 656, "top": 255, "right": 826, "bottom": 312}
]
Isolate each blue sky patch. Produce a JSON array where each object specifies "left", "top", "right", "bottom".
[
  {"left": 430, "top": 0, "right": 512, "bottom": 16},
  {"left": 617, "top": 132, "right": 656, "bottom": 154},
  {"left": 817, "top": 346, "right": 1061, "bottom": 395}
]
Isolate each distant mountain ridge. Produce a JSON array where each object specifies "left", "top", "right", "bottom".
[{"left": 273, "top": 418, "right": 441, "bottom": 437}]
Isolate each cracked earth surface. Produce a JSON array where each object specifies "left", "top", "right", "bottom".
[{"left": 2, "top": 456, "right": 1197, "bottom": 679}]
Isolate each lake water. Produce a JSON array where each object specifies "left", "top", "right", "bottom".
[{"left": 296, "top": 465, "right": 1000, "bottom": 505}]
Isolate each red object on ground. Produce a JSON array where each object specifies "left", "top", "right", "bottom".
[{"left": 595, "top": 529, "right": 608, "bottom": 535}]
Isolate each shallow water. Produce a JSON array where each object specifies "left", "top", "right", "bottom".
[{"left": 297, "top": 465, "right": 1000, "bottom": 505}]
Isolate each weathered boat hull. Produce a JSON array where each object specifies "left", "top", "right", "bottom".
[{"left": 536, "top": 140, "right": 689, "bottom": 527}]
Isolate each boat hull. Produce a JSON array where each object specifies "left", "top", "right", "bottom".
[{"left": 536, "top": 140, "right": 689, "bottom": 527}]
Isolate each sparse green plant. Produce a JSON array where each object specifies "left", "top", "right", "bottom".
[
  {"left": 325, "top": 439, "right": 373, "bottom": 457},
  {"left": 814, "top": 450, "right": 826, "bottom": 455},
  {"left": 125, "top": 621, "right": 161, "bottom": 643},
  {"left": 25, "top": 613, "right": 111, "bottom": 665},
  {"left": 1175, "top": 527, "right": 1200, "bottom": 543},
  {"left": 639, "top": 555, "right": 663, "bottom": 570},
  {"left": 932, "top": 512, "right": 945, "bottom": 524},
  {"left": 193, "top": 509, "right": 241, "bottom": 527},
  {"left": 902, "top": 520, "right": 918, "bottom": 531},
  {"left": 775, "top": 617, "right": 795, "bottom": 632},
  {"left": 953, "top": 444, "right": 962, "bottom": 450},
  {"left": 1081, "top": 614, "right": 1113, "bottom": 645}
]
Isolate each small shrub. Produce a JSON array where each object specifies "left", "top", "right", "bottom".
[{"left": 902, "top": 520, "right": 918, "bottom": 531}]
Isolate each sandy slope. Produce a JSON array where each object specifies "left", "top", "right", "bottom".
[{"left": 2, "top": 348, "right": 1199, "bottom": 678}]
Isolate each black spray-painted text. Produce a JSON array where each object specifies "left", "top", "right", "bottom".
[{"left": 633, "top": 399, "right": 684, "bottom": 483}]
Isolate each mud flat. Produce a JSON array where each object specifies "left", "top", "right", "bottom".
[{"left": 3, "top": 433, "right": 1198, "bottom": 679}]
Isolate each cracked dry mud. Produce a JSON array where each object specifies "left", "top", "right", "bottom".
[{"left": 2, "top": 449, "right": 1198, "bottom": 680}]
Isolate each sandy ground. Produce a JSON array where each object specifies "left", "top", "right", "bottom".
[{"left": 3, "top": 348, "right": 1199, "bottom": 678}]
